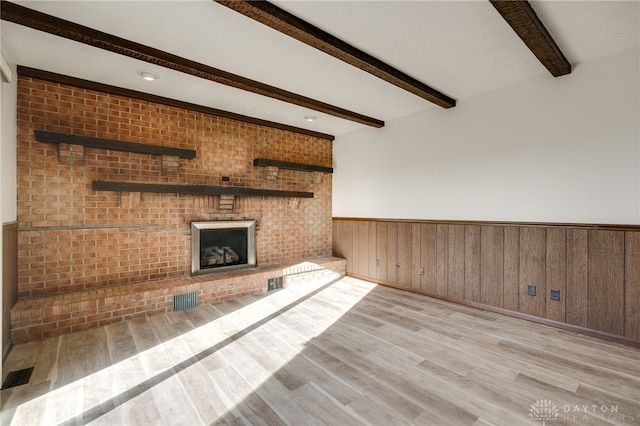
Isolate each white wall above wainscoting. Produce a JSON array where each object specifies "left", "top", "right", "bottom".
[
  {"left": 333, "top": 47, "right": 640, "bottom": 225},
  {"left": 1, "top": 35, "right": 17, "bottom": 223}
]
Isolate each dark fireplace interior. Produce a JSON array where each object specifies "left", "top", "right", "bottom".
[
  {"left": 191, "top": 220, "right": 256, "bottom": 274},
  {"left": 200, "top": 228, "right": 248, "bottom": 270}
]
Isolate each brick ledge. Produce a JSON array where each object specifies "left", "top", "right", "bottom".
[{"left": 11, "top": 256, "right": 346, "bottom": 343}]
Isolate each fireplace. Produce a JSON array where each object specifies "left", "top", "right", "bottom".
[{"left": 191, "top": 221, "right": 256, "bottom": 274}]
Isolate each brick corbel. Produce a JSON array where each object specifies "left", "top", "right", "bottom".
[
  {"left": 160, "top": 155, "right": 180, "bottom": 174},
  {"left": 57, "top": 143, "right": 86, "bottom": 166},
  {"left": 310, "top": 172, "right": 324, "bottom": 184},
  {"left": 218, "top": 194, "right": 235, "bottom": 211},
  {"left": 263, "top": 166, "right": 279, "bottom": 181}
]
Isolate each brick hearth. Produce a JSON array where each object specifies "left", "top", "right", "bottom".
[{"left": 11, "top": 257, "right": 345, "bottom": 343}]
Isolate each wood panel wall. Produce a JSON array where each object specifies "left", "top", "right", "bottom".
[
  {"left": 333, "top": 218, "right": 640, "bottom": 343},
  {"left": 3, "top": 222, "right": 19, "bottom": 359}
]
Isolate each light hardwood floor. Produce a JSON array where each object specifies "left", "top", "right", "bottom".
[{"left": 2, "top": 276, "right": 640, "bottom": 425}]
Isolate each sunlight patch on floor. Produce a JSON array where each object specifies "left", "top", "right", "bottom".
[{"left": 9, "top": 270, "right": 373, "bottom": 425}]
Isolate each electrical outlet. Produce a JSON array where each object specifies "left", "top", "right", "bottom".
[
  {"left": 550, "top": 289, "right": 561, "bottom": 301},
  {"left": 527, "top": 285, "right": 536, "bottom": 296}
]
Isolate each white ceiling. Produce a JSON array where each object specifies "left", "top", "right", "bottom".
[{"left": 2, "top": 0, "right": 639, "bottom": 137}]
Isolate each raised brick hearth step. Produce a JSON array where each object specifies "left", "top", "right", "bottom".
[{"left": 11, "top": 257, "right": 346, "bottom": 343}]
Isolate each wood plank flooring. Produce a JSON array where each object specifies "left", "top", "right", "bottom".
[{"left": 2, "top": 276, "right": 640, "bottom": 425}]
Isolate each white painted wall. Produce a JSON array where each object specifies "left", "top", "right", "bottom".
[
  {"left": 333, "top": 47, "right": 640, "bottom": 225},
  {"left": 1, "top": 36, "right": 17, "bottom": 223}
]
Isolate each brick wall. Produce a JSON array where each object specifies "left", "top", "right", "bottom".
[{"left": 16, "top": 76, "right": 333, "bottom": 297}]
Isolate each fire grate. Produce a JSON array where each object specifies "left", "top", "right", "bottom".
[
  {"left": 2, "top": 367, "right": 34, "bottom": 390},
  {"left": 174, "top": 291, "right": 198, "bottom": 311}
]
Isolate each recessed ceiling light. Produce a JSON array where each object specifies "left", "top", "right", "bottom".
[
  {"left": 137, "top": 69, "right": 159, "bottom": 81},
  {"left": 304, "top": 116, "right": 317, "bottom": 122}
]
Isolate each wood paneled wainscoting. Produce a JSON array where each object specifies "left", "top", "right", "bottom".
[
  {"left": 332, "top": 218, "right": 640, "bottom": 345},
  {"left": 3, "top": 222, "right": 19, "bottom": 359}
]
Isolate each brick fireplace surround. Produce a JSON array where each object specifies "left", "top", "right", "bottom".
[{"left": 11, "top": 75, "right": 343, "bottom": 343}]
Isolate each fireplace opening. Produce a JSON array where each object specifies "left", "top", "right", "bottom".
[{"left": 191, "top": 221, "right": 256, "bottom": 274}]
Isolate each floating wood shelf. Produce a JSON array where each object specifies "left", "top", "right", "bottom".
[
  {"left": 253, "top": 158, "right": 333, "bottom": 174},
  {"left": 35, "top": 130, "right": 197, "bottom": 159},
  {"left": 92, "top": 181, "right": 314, "bottom": 198}
]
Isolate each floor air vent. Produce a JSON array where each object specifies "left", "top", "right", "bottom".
[
  {"left": 174, "top": 291, "right": 198, "bottom": 311},
  {"left": 268, "top": 276, "right": 284, "bottom": 291},
  {"left": 2, "top": 367, "right": 34, "bottom": 390}
]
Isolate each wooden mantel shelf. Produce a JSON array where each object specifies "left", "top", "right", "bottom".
[
  {"left": 92, "top": 181, "right": 314, "bottom": 198},
  {"left": 253, "top": 158, "right": 333, "bottom": 174},
  {"left": 35, "top": 130, "right": 197, "bottom": 159}
]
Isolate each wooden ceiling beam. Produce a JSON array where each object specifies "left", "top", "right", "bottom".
[
  {"left": 489, "top": 0, "right": 571, "bottom": 77},
  {"left": 1, "top": 1, "right": 384, "bottom": 128},
  {"left": 216, "top": 0, "right": 456, "bottom": 109}
]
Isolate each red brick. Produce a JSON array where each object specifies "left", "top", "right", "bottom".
[
  {"left": 58, "top": 317, "right": 87, "bottom": 328},
  {"left": 27, "top": 322, "right": 58, "bottom": 334},
  {"left": 86, "top": 312, "right": 113, "bottom": 323}
]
